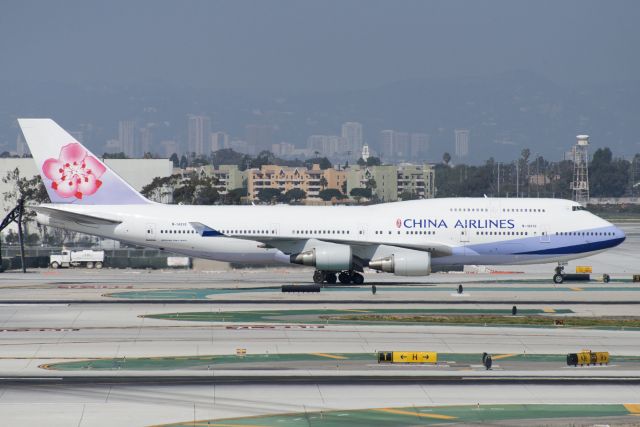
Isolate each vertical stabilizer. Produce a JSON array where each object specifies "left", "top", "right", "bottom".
[{"left": 18, "top": 118, "right": 151, "bottom": 205}]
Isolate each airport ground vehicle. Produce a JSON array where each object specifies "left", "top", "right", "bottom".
[{"left": 49, "top": 249, "right": 104, "bottom": 269}]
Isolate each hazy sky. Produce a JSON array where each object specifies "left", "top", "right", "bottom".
[{"left": 1, "top": 0, "right": 638, "bottom": 90}]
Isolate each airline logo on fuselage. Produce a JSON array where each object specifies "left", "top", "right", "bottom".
[{"left": 398, "top": 218, "right": 515, "bottom": 229}]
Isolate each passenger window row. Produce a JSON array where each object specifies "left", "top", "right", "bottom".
[
  {"left": 293, "top": 230, "right": 350, "bottom": 235},
  {"left": 477, "top": 231, "right": 528, "bottom": 236},
  {"left": 160, "top": 230, "right": 196, "bottom": 234},
  {"left": 502, "top": 208, "right": 545, "bottom": 212},
  {"left": 371, "top": 230, "right": 437, "bottom": 236},
  {"left": 556, "top": 231, "right": 615, "bottom": 236},
  {"left": 222, "top": 230, "right": 276, "bottom": 235}
]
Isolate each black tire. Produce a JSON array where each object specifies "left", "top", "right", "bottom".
[
  {"left": 95, "top": 261, "right": 103, "bottom": 269},
  {"left": 352, "top": 273, "right": 364, "bottom": 285},
  {"left": 553, "top": 273, "right": 564, "bottom": 284},
  {"left": 50, "top": 261, "right": 59, "bottom": 269},
  {"left": 86, "top": 262, "right": 94, "bottom": 269},
  {"left": 603, "top": 274, "right": 610, "bottom": 283},
  {"left": 312, "top": 270, "right": 324, "bottom": 284},
  {"left": 325, "top": 273, "right": 337, "bottom": 284},
  {"left": 338, "top": 272, "right": 351, "bottom": 284}
]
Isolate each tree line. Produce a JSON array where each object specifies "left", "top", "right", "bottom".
[{"left": 436, "top": 147, "right": 639, "bottom": 199}]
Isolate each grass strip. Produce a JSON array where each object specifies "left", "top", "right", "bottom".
[{"left": 327, "top": 314, "right": 640, "bottom": 328}]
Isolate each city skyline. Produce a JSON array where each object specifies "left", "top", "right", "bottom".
[{"left": 1, "top": 1, "right": 639, "bottom": 163}]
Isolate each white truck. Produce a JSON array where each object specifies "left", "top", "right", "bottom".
[{"left": 49, "top": 250, "right": 105, "bottom": 269}]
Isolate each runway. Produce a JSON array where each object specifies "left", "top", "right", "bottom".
[{"left": 0, "top": 222, "right": 639, "bottom": 425}]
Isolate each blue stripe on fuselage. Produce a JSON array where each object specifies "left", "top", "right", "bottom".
[
  {"left": 465, "top": 225, "right": 624, "bottom": 256},
  {"left": 514, "top": 237, "right": 625, "bottom": 255}
]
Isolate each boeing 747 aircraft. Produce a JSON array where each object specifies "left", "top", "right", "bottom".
[{"left": 18, "top": 119, "right": 625, "bottom": 284}]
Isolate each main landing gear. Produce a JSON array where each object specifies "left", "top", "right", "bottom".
[{"left": 313, "top": 270, "right": 364, "bottom": 285}]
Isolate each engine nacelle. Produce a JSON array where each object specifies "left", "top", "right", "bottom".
[
  {"left": 290, "top": 243, "right": 352, "bottom": 271},
  {"left": 369, "top": 250, "right": 431, "bottom": 276}
]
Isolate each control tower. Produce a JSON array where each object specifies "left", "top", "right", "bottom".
[{"left": 570, "top": 134, "right": 590, "bottom": 205}]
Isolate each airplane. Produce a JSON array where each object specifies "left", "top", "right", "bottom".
[{"left": 18, "top": 118, "right": 626, "bottom": 285}]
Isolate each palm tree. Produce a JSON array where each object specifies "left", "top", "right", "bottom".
[{"left": 319, "top": 176, "right": 328, "bottom": 190}]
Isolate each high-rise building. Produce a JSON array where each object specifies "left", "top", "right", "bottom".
[
  {"left": 341, "top": 122, "right": 363, "bottom": 155},
  {"left": 139, "top": 127, "right": 153, "bottom": 156},
  {"left": 16, "top": 134, "right": 29, "bottom": 157},
  {"left": 379, "top": 130, "right": 410, "bottom": 160},
  {"left": 271, "top": 142, "right": 295, "bottom": 157},
  {"left": 211, "top": 132, "right": 230, "bottom": 152},
  {"left": 188, "top": 115, "right": 212, "bottom": 155},
  {"left": 118, "top": 120, "right": 136, "bottom": 158},
  {"left": 454, "top": 129, "right": 470, "bottom": 159},
  {"left": 380, "top": 130, "right": 395, "bottom": 160},
  {"left": 395, "top": 132, "right": 410, "bottom": 159},
  {"left": 306, "top": 135, "right": 343, "bottom": 157},
  {"left": 410, "top": 133, "right": 430, "bottom": 158}
]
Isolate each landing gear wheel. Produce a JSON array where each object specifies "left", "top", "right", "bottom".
[
  {"left": 352, "top": 273, "right": 364, "bottom": 285},
  {"left": 313, "top": 270, "right": 325, "bottom": 284},
  {"left": 553, "top": 273, "right": 564, "bottom": 284},
  {"left": 325, "top": 273, "right": 337, "bottom": 284},
  {"left": 338, "top": 272, "right": 351, "bottom": 284}
]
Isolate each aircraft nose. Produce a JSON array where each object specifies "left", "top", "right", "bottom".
[{"left": 615, "top": 225, "right": 626, "bottom": 244}]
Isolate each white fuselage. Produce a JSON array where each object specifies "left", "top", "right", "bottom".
[{"left": 35, "top": 198, "right": 625, "bottom": 268}]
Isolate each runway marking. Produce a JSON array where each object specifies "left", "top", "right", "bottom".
[
  {"left": 178, "top": 423, "right": 268, "bottom": 427},
  {"left": 624, "top": 403, "right": 640, "bottom": 414},
  {"left": 311, "top": 353, "right": 347, "bottom": 360},
  {"left": 492, "top": 353, "right": 518, "bottom": 360},
  {"left": 151, "top": 420, "right": 269, "bottom": 427},
  {"left": 570, "top": 287, "right": 584, "bottom": 291},
  {"left": 543, "top": 307, "right": 556, "bottom": 313},
  {"left": 374, "top": 407, "right": 457, "bottom": 420}
]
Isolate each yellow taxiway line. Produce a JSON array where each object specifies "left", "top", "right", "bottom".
[
  {"left": 311, "top": 353, "right": 348, "bottom": 360},
  {"left": 491, "top": 353, "right": 518, "bottom": 360},
  {"left": 374, "top": 408, "right": 457, "bottom": 420}
]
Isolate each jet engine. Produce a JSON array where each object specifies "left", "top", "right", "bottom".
[
  {"left": 368, "top": 249, "right": 431, "bottom": 276},
  {"left": 290, "top": 242, "right": 352, "bottom": 271}
]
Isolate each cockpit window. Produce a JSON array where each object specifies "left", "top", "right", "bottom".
[{"left": 572, "top": 206, "right": 587, "bottom": 211}]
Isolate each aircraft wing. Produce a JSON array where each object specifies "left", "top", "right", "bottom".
[
  {"left": 189, "top": 222, "right": 452, "bottom": 257},
  {"left": 32, "top": 206, "right": 122, "bottom": 226}
]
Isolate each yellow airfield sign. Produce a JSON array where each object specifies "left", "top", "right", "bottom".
[{"left": 378, "top": 351, "right": 438, "bottom": 363}]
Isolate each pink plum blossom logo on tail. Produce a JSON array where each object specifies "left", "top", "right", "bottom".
[{"left": 42, "top": 143, "right": 106, "bottom": 199}]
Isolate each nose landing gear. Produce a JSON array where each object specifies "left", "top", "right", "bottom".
[{"left": 553, "top": 264, "right": 565, "bottom": 284}]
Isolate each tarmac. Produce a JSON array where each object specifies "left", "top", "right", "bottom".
[{"left": 0, "top": 222, "right": 639, "bottom": 426}]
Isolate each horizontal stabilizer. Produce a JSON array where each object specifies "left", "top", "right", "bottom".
[{"left": 32, "top": 206, "right": 122, "bottom": 225}]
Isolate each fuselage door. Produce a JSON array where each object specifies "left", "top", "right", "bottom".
[
  {"left": 540, "top": 228, "right": 550, "bottom": 243},
  {"left": 269, "top": 223, "right": 280, "bottom": 237},
  {"left": 459, "top": 228, "right": 470, "bottom": 243},
  {"left": 358, "top": 223, "right": 368, "bottom": 240},
  {"left": 146, "top": 223, "right": 156, "bottom": 241}
]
